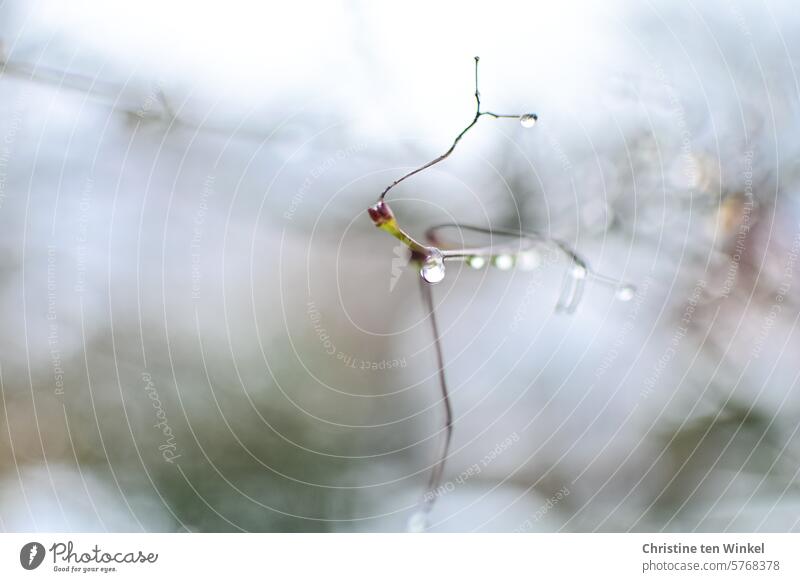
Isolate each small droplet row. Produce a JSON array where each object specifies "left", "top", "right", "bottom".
[
  {"left": 420, "top": 248, "right": 635, "bottom": 303},
  {"left": 467, "top": 252, "right": 635, "bottom": 302},
  {"left": 466, "top": 250, "right": 541, "bottom": 271}
]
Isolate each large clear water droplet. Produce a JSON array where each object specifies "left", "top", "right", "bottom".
[
  {"left": 420, "top": 248, "right": 445, "bottom": 283},
  {"left": 520, "top": 113, "right": 538, "bottom": 128},
  {"left": 407, "top": 511, "right": 429, "bottom": 533},
  {"left": 615, "top": 284, "right": 635, "bottom": 302}
]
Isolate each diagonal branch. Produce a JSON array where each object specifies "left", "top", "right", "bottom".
[{"left": 378, "top": 57, "right": 535, "bottom": 202}]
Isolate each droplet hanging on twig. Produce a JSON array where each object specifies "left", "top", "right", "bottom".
[{"left": 420, "top": 249, "right": 446, "bottom": 283}]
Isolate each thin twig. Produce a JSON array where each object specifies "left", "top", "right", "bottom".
[
  {"left": 378, "top": 57, "right": 532, "bottom": 202},
  {"left": 419, "top": 277, "right": 453, "bottom": 515},
  {"left": 0, "top": 53, "right": 281, "bottom": 143}
]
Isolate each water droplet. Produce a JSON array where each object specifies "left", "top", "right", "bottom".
[
  {"left": 407, "top": 511, "right": 429, "bottom": 533},
  {"left": 571, "top": 264, "right": 587, "bottom": 279},
  {"left": 615, "top": 284, "right": 635, "bottom": 302},
  {"left": 516, "top": 250, "right": 541, "bottom": 271},
  {"left": 493, "top": 254, "right": 514, "bottom": 270},
  {"left": 467, "top": 255, "right": 486, "bottom": 269},
  {"left": 519, "top": 113, "right": 538, "bottom": 128},
  {"left": 420, "top": 248, "right": 445, "bottom": 283}
]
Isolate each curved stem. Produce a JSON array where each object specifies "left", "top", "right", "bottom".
[
  {"left": 377, "top": 114, "right": 480, "bottom": 201},
  {"left": 378, "top": 56, "right": 527, "bottom": 202}
]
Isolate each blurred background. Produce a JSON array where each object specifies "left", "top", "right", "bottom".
[{"left": 0, "top": 0, "right": 799, "bottom": 532}]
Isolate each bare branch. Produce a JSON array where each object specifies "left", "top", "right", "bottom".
[{"left": 378, "top": 57, "right": 536, "bottom": 202}]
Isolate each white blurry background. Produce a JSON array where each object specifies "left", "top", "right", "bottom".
[{"left": 1, "top": 0, "right": 800, "bottom": 531}]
